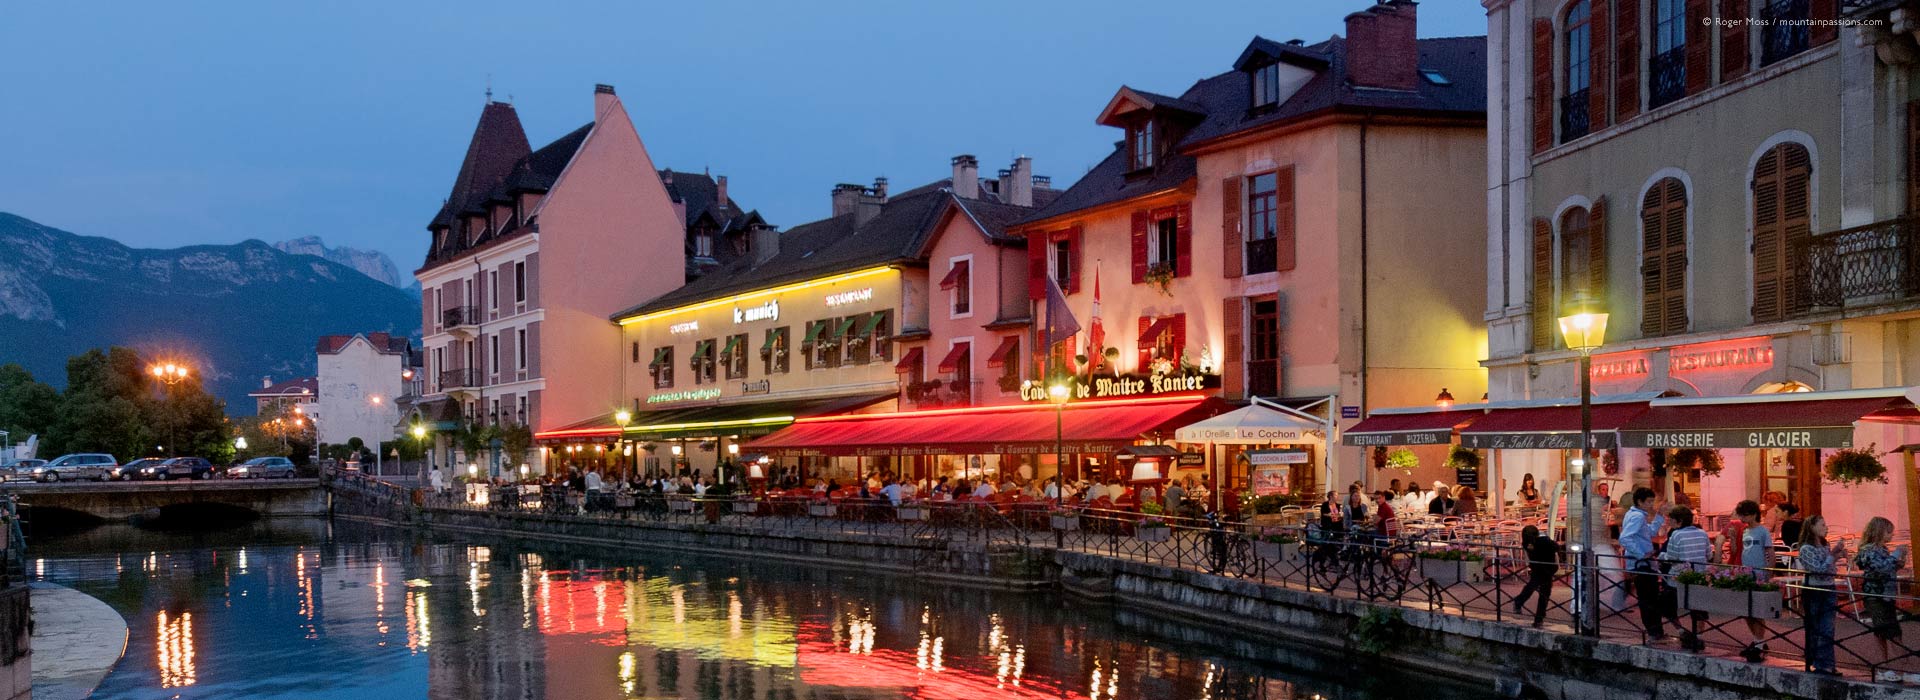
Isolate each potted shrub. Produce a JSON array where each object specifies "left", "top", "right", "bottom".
[
  {"left": 1417, "top": 547, "right": 1484, "bottom": 586},
  {"left": 1136, "top": 516, "right": 1171, "bottom": 542},
  {"left": 1050, "top": 508, "right": 1080, "bottom": 531},
  {"left": 1823, "top": 444, "right": 1888, "bottom": 485},
  {"left": 1674, "top": 569, "right": 1783, "bottom": 618},
  {"left": 808, "top": 499, "right": 837, "bottom": 518},
  {"left": 1245, "top": 494, "right": 1292, "bottom": 527},
  {"left": 1445, "top": 445, "right": 1480, "bottom": 472},
  {"left": 1254, "top": 532, "right": 1300, "bottom": 562},
  {"left": 896, "top": 500, "right": 930, "bottom": 521}
]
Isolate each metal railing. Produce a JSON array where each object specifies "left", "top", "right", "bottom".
[
  {"left": 438, "top": 368, "right": 481, "bottom": 390},
  {"left": 1649, "top": 47, "right": 1687, "bottom": 108},
  {"left": 1796, "top": 216, "right": 1920, "bottom": 310},
  {"left": 1244, "top": 237, "right": 1278, "bottom": 275},
  {"left": 1559, "top": 88, "right": 1591, "bottom": 143},
  {"left": 442, "top": 305, "right": 479, "bottom": 330},
  {"left": 1761, "top": 0, "right": 1812, "bottom": 66}
]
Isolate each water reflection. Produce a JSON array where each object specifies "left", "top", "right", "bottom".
[{"left": 31, "top": 520, "right": 1492, "bottom": 700}]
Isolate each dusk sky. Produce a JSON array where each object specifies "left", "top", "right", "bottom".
[{"left": 1, "top": 1, "right": 1482, "bottom": 273}]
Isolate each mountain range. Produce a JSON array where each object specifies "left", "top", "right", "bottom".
[
  {"left": 0, "top": 212, "right": 421, "bottom": 411},
  {"left": 273, "top": 235, "right": 420, "bottom": 297}
]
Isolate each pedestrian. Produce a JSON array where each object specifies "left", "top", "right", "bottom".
[
  {"left": 1797, "top": 514, "right": 1846, "bottom": 675},
  {"left": 1733, "top": 499, "right": 1777, "bottom": 662},
  {"left": 1511, "top": 524, "right": 1560, "bottom": 627},
  {"left": 1427, "top": 481, "right": 1456, "bottom": 515},
  {"left": 1853, "top": 516, "right": 1913, "bottom": 683},
  {"left": 1659, "top": 505, "right": 1711, "bottom": 651},
  {"left": 1619, "top": 487, "right": 1669, "bottom": 642}
]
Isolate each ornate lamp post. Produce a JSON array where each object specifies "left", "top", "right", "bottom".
[
  {"left": 1048, "top": 382, "right": 1071, "bottom": 506},
  {"left": 614, "top": 409, "right": 633, "bottom": 477},
  {"left": 1558, "top": 304, "right": 1609, "bottom": 638},
  {"left": 149, "top": 362, "right": 190, "bottom": 455}
]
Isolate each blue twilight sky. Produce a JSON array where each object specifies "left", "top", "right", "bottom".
[{"left": 0, "top": 1, "right": 1483, "bottom": 273}]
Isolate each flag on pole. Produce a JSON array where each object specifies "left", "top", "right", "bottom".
[
  {"left": 1043, "top": 275, "right": 1080, "bottom": 348},
  {"left": 1086, "top": 265, "right": 1105, "bottom": 376}
]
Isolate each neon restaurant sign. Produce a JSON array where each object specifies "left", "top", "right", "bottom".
[
  {"left": 1590, "top": 341, "right": 1774, "bottom": 379},
  {"left": 1018, "top": 372, "right": 1218, "bottom": 402}
]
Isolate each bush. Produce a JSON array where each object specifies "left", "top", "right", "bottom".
[
  {"left": 1823, "top": 444, "right": 1887, "bottom": 485},
  {"left": 1670, "top": 448, "right": 1723, "bottom": 477},
  {"left": 1445, "top": 445, "right": 1480, "bottom": 471}
]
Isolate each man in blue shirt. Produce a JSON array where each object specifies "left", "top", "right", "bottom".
[{"left": 1620, "top": 486, "right": 1668, "bottom": 642}]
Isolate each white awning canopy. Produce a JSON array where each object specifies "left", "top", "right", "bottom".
[{"left": 1174, "top": 404, "right": 1326, "bottom": 444}]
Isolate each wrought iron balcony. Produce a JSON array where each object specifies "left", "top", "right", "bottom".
[
  {"left": 1649, "top": 48, "right": 1686, "bottom": 109},
  {"left": 1559, "top": 88, "right": 1591, "bottom": 143},
  {"left": 1761, "top": 0, "right": 1811, "bottom": 65},
  {"left": 1245, "top": 237, "right": 1278, "bottom": 275},
  {"left": 439, "top": 368, "right": 481, "bottom": 391},
  {"left": 442, "top": 305, "right": 480, "bottom": 331},
  {"left": 1795, "top": 216, "right": 1920, "bottom": 311}
]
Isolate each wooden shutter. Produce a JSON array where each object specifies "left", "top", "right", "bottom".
[
  {"left": 1222, "top": 297, "right": 1245, "bottom": 400},
  {"left": 1684, "top": 0, "right": 1710, "bottom": 95},
  {"left": 1614, "top": 0, "right": 1640, "bottom": 122},
  {"left": 1222, "top": 176, "right": 1243, "bottom": 278},
  {"left": 1532, "top": 218, "right": 1554, "bottom": 351},
  {"left": 1909, "top": 102, "right": 1920, "bottom": 215},
  {"left": 1589, "top": 196, "right": 1609, "bottom": 305},
  {"left": 1066, "top": 226, "right": 1085, "bottom": 294},
  {"left": 1130, "top": 210, "right": 1150, "bottom": 284},
  {"left": 1752, "top": 144, "right": 1811, "bottom": 321},
  {"left": 1719, "top": 0, "right": 1748, "bottom": 82},
  {"left": 1780, "top": 145, "right": 1813, "bottom": 316},
  {"left": 1811, "top": 0, "right": 1837, "bottom": 46},
  {"left": 1027, "top": 232, "right": 1047, "bottom": 301},
  {"left": 1588, "top": 0, "right": 1611, "bottom": 130},
  {"left": 1641, "top": 179, "right": 1688, "bottom": 336},
  {"left": 1275, "top": 166, "right": 1297, "bottom": 272},
  {"left": 1532, "top": 18, "right": 1555, "bottom": 153},
  {"left": 1137, "top": 316, "right": 1152, "bottom": 370},
  {"left": 1175, "top": 203, "right": 1193, "bottom": 278},
  {"left": 1172, "top": 313, "right": 1188, "bottom": 368}
]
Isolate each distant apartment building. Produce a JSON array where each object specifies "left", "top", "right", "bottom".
[
  {"left": 248, "top": 376, "right": 317, "bottom": 414},
  {"left": 413, "top": 85, "right": 687, "bottom": 477},
  {"left": 309, "top": 333, "right": 411, "bottom": 448}
]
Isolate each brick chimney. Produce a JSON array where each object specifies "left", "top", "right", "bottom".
[
  {"left": 1344, "top": 0, "right": 1419, "bottom": 91},
  {"left": 750, "top": 222, "right": 779, "bottom": 266},
  {"left": 951, "top": 154, "right": 980, "bottom": 199},
  {"left": 1004, "top": 156, "right": 1034, "bottom": 207},
  {"left": 871, "top": 177, "right": 888, "bottom": 198},
  {"left": 594, "top": 83, "right": 618, "bottom": 117},
  {"left": 716, "top": 175, "right": 728, "bottom": 210}
]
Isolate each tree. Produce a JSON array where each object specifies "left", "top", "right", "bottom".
[{"left": 0, "top": 364, "right": 59, "bottom": 446}]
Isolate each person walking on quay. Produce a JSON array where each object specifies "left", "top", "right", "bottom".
[
  {"left": 1733, "top": 499, "right": 1778, "bottom": 662},
  {"left": 1512, "top": 524, "right": 1560, "bottom": 627},
  {"left": 1797, "top": 515, "right": 1846, "bottom": 675},
  {"left": 1853, "top": 516, "right": 1915, "bottom": 683},
  {"left": 1620, "top": 487, "right": 1669, "bottom": 642},
  {"left": 1659, "top": 506, "right": 1711, "bottom": 652}
]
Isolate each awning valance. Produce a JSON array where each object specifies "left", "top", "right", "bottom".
[
  {"left": 985, "top": 336, "right": 1021, "bottom": 368},
  {"left": 748, "top": 396, "right": 1223, "bottom": 457},
  {"left": 649, "top": 347, "right": 671, "bottom": 368},
  {"left": 1457, "top": 401, "right": 1651, "bottom": 450},
  {"left": 1618, "top": 390, "right": 1920, "bottom": 449},
  {"left": 1343, "top": 409, "right": 1480, "bottom": 446},
  {"left": 938, "top": 260, "right": 969, "bottom": 290},
  {"left": 893, "top": 346, "right": 924, "bottom": 374},
  {"left": 831, "top": 316, "right": 858, "bottom": 340},
  {"left": 538, "top": 393, "right": 894, "bottom": 442},
  {"left": 937, "top": 342, "right": 970, "bottom": 374},
  {"left": 801, "top": 320, "right": 829, "bottom": 347},
  {"left": 1138, "top": 317, "right": 1175, "bottom": 350},
  {"left": 1174, "top": 404, "right": 1324, "bottom": 444},
  {"left": 721, "top": 334, "right": 745, "bottom": 359},
  {"left": 856, "top": 310, "right": 890, "bottom": 340},
  {"left": 761, "top": 328, "right": 785, "bottom": 355}
]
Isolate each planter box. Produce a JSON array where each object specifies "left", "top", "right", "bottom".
[
  {"left": 1136, "top": 526, "right": 1171, "bottom": 542},
  {"left": 730, "top": 500, "right": 760, "bottom": 514},
  {"left": 808, "top": 503, "right": 837, "bottom": 518},
  {"left": 1678, "top": 583, "right": 1783, "bottom": 619},
  {"left": 1254, "top": 540, "right": 1298, "bottom": 562},
  {"left": 896, "top": 505, "right": 929, "bottom": 521},
  {"left": 1419, "top": 557, "right": 1477, "bottom": 587},
  {"left": 1051, "top": 515, "right": 1080, "bottom": 531},
  {"left": 668, "top": 498, "right": 694, "bottom": 513}
]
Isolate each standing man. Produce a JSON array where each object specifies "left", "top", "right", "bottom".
[{"left": 1619, "top": 487, "right": 1668, "bottom": 643}]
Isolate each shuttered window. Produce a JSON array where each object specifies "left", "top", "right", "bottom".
[
  {"left": 1532, "top": 218, "right": 1555, "bottom": 351},
  {"left": 1613, "top": 0, "right": 1639, "bottom": 121},
  {"left": 1640, "top": 178, "right": 1690, "bottom": 336},
  {"left": 1752, "top": 143, "right": 1813, "bottom": 322}
]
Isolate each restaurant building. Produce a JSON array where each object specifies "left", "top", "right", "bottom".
[{"left": 1463, "top": 0, "right": 1920, "bottom": 528}]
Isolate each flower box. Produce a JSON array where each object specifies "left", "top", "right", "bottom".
[
  {"left": 1136, "top": 525, "right": 1171, "bottom": 542},
  {"left": 896, "top": 504, "right": 929, "bottom": 521},
  {"left": 1677, "top": 583, "right": 1782, "bottom": 619},
  {"left": 1419, "top": 557, "right": 1476, "bottom": 586},
  {"left": 1254, "top": 540, "right": 1298, "bottom": 562},
  {"left": 1051, "top": 514, "right": 1080, "bottom": 531},
  {"left": 668, "top": 498, "right": 694, "bottom": 513},
  {"left": 808, "top": 502, "right": 837, "bottom": 518},
  {"left": 730, "top": 500, "right": 760, "bottom": 514}
]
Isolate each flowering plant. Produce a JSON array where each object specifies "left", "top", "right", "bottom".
[
  {"left": 1444, "top": 445, "right": 1480, "bottom": 471},
  {"left": 1823, "top": 444, "right": 1888, "bottom": 485},
  {"left": 1137, "top": 516, "right": 1169, "bottom": 529},
  {"left": 1385, "top": 448, "right": 1419, "bottom": 473},
  {"left": 1048, "top": 507, "right": 1080, "bottom": 518},
  {"left": 1263, "top": 533, "right": 1300, "bottom": 545},
  {"left": 1674, "top": 567, "right": 1779, "bottom": 592}
]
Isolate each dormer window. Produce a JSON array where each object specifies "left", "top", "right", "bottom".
[
  {"left": 1129, "top": 122, "right": 1155, "bottom": 171},
  {"left": 1252, "top": 63, "right": 1281, "bottom": 108},
  {"left": 694, "top": 234, "right": 713, "bottom": 258}
]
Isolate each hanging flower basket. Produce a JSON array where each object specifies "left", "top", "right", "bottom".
[
  {"left": 1669, "top": 449, "right": 1724, "bottom": 477},
  {"left": 1385, "top": 448, "right": 1419, "bottom": 474},
  {"left": 1144, "top": 263, "right": 1176, "bottom": 297},
  {"left": 1601, "top": 448, "right": 1620, "bottom": 476},
  {"left": 1444, "top": 445, "right": 1479, "bottom": 471},
  {"left": 1823, "top": 444, "right": 1888, "bottom": 485}
]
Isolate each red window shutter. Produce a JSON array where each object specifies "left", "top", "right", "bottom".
[
  {"left": 1531, "top": 18, "right": 1555, "bottom": 153},
  {"left": 1222, "top": 297, "right": 1245, "bottom": 400},
  {"left": 1588, "top": 0, "right": 1611, "bottom": 130},
  {"left": 1067, "top": 226, "right": 1085, "bottom": 294},
  {"left": 1588, "top": 197, "right": 1609, "bottom": 305},
  {"left": 1614, "top": 0, "right": 1639, "bottom": 122},
  {"left": 1532, "top": 218, "right": 1554, "bottom": 351},
  {"left": 1222, "top": 177, "right": 1243, "bottom": 278},
  {"left": 1810, "top": 0, "right": 1838, "bottom": 46},
  {"left": 1026, "top": 232, "right": 1047, "bottom": 301},
  {"left": 1275, "top": 166, "right": 1297, "bottom": 272},
  {"left": 1130, "top": 210, "right": 1150, "bottom": 283},
  {"left": 1136, "top": 316, "right": 1152, "bottom": 370},
  {"left": 1684, "top": 0, "right": 1709, "bottom": 95},
  {"left": 1175, "top": 203, "right": 1193, "bottom": 278},
  {"left": 1719, "top": 0, "right": 1748, "bottom": 81},
  {"left": 1172, "top": 313, "right": 1187, "bottom": 364}
]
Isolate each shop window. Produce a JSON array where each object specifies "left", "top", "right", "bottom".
[
  {"left": 649, "top": 347, "right": 674, "bottom": 389},
  {"left": 762, "top": 326, "right": 790, "bottom": 375},
  {"left": 722, "top": 333, "right": 749, "bottom": 380}
]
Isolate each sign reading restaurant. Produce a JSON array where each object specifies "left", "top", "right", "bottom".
[
  {"left": 1343, "top": 430, "right": 1452, "bottom": 447},
  {"left": 1621, "top": 427, "right": 1854, "bottom": 449},
  {"left": 1018, "top": 371, "right": 1219, "bottom": 402}
]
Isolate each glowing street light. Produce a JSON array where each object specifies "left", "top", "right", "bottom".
[
  {"left": 1049, "top": 382, "right": 1071, "bottom": 507},
  {"left": 1557, "top": 303, "right": 1609, "bottom": 637}
]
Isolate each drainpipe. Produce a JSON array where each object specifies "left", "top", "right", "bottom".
[
  {"left": 1356, "top": 114, "right": 1374, "bottom": 489},
  {"left": 472, "top": 257, "right": 488, "bottom": 478}
]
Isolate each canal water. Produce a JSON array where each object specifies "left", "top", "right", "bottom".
[{"left": 30, "top": 519, "right": 1497, "bottom": 700}]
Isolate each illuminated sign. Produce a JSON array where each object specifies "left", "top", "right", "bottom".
[
  {"left": 1018, "top": 372, "right": 1218, "bottom": 402},
  {"left": 733, "top": 301, "right": 779, "bottom": 324},
  {"left": 1591, "top": 357, "right": 1649, "bottom": 379},
  {"left": 1622, "top": 427, "right": 1853, "bottom": 449},
  {"left": 669, "top": 321, "right": 700, "bottom": 335},
  {"left": 646, "top": 388, "right": 721, "bottom": 404},
  {"left": 1670, "top": 344, "right": 1772, "bottom": 373},
  {"left": 824, "top": 288, "right": 873, "bottom": 307}
]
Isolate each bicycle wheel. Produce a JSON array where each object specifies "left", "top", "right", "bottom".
[
  {"left": 1375, "top": 546, "right": 1417, "bottom": 600},
  {"left": 1307, "top": 544, "right": 1345, "bottom": 591}
]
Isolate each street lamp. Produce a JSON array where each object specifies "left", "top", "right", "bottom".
[
  {"left": 1048, "top": 382, "right": 1071, "bottom": 506},
  {"left": 613, "top": 410, "right": 634, "bottom": 477},
  {"left": 1558, "top": 305, "right": 1609, "bottom": 638},
  {"left": 149, "top": 362, "right": 190, "bottom": 455}
]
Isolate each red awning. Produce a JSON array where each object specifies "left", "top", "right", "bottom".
[
  {"left": 1619, "top": 392, "right": 1920, "bottom": 449},
  {"left": 1457, "top": 401, "right": 1651, "bottom": 450},
  {"left": 892, "top": 346, "right": 923, "bottom": 374},
  {"left": 1137, "top": 317, "right": 1175, "bottom": 350},
  {"left": 985, "top": 335, "right": 1021, "bottom": 368},
  {"left": 936, "top": 342, "right": 970, "bottom": 374},
  {"left": 749, "top": 396, "right": 1221, "bottom": 457},
  {"left": 1343, "top": 409, "right": 1481, "bottom": 446},
  {"left": 938, "top": 260, "right": 969, "bottom": 290}
]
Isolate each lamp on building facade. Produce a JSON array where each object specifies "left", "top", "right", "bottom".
[
  {"left": 1434, "top": 387, "right": 1455, "bottom": 409},
  {"left": 1558, "top": 304, "right": 1609, "bottom": 638}
]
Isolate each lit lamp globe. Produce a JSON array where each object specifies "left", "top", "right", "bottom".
[
  {"left": 234, "top": 436, "right": 248, "bottom": 450},
  {"left": 410, "top": 424, "right": 427, "bottom": 440},
  {"left": 614, "top": 409, "right": 633, "bottom": 429},
  {"left": 1557, "top": 310, "right": 1609, "bottom": 352},
  {"left": 1047, "top": 383, "right": 1071, "bottom": 404}
]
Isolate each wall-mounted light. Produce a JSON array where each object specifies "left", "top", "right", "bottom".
[{"left": 1434, "top": 388, "right": 1455, "bottom": 409}]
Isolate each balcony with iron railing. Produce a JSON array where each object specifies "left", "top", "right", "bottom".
[
  {"left": 1245, "top": 237, "right": 1278, "bottom": 275},
  {"left": 442, "top": 306, "right": 479, "bottom": 335},
  {"left": 903, "top": 378, "right": 979, "bottom": 409},
  {"left": 1794, "top": 216, "right": 1920, "bottom": 312},
  {"left": 1559, "top": 88, "right": 1591, "bottom": 143},
  {"left": 439, "top": 368, "right": 482, "bottom": 393},
  {"left": 1649, "top": 47, "right": 1686, "bottom": 109}
]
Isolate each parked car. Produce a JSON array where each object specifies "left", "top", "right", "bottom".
[
  {"left": 228, "top": 456, "right": 295, "bottom": 479},
  {"left": 113, "top": 458, "right": 165, "bottom": 481},
  {"left": 143, "top": 457, "right": 217, "bottom": 481},
  {"left": 0, "top": 459, "right": 46, "bottom": 482},
  {"left": 31, "top": 453, "right": 117, "bottom": 482}
]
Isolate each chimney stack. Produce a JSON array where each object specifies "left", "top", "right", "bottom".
[
  {"left": 1005, "top": 156, "right": 1034, "bottom": 207},
  {"left": 593, "top": 83, "right": 619, "bottom": 116},
  {"left": 1344, "top": 0, "right": 1419, "bottom": 91},
  {"left": 831, "top": 183, "right": 865, "bottom": 217},
  {"left": 750, "top": 222, "right": 780, "bottom": 266},
  {"left": 951, "top": 154, "right": 980, "bottom": 199},
  {"left": 716, "top": 175, "right": 729, "bottom": 210},
  {"left": 263, "top": 376, "right": 273, "bottom": 389},
  {"left": 872, "top": 177, "right": 888, "bottom": 198}
]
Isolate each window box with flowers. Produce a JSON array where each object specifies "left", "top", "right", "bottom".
[
  {"left": 1136, "top": 517, "right": 1171, "bottom": 542},
  {"left": 1417, "top": 547, "right": 1484, "bottom": 586},
  {"left": 1674, "top": 569, "right": 1783, "bottom": 618},
  {"left": 1144, "top": 262, "right": 1176, "bottom": 297}
]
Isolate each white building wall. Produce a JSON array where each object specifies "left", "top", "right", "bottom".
[{"left": 315, "top": 338, "right": 405, "bottom": 448}]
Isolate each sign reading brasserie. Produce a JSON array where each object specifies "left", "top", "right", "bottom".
[
  {"left": 1018, "top": 371, "right": 1218, "bottom": 402},
  {"left": 1622, "top": 427, "right": 1853, "bottom": 449}
]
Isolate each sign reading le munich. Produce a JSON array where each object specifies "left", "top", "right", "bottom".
[{"left": 1019, "top": 371, "right": 1219, "bottom": 402}]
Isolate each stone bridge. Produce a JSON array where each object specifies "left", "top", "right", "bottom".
[{"left": 2, "top": 479, "right": 328, "bottom": 521}]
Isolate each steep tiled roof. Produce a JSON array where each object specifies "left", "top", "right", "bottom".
[
  {"left": 429, "top": 102, "right": 531, "bottom": 229},
  {"left": 422, "top": 118, "right": 593, "bottom": 270},
  {"left": 1023, "top": 34, "right": 1485, "bottom": 225},
  {"left": 316, "top": 332, "right": 412, "bottom": 356},
  {"left": 249, "top": 376, "right": 317, "bottom": 398}
]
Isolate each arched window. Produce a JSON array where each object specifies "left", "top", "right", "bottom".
[
  {"left": 1640, "top": 178, "right": 1689, "bottom": 336},
  {"left": 1561, "top": 1, "right": 1592, "bottom": 141},
  {"left": 1752, "top": 142, "right": 1813, "bottom": 322}
]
